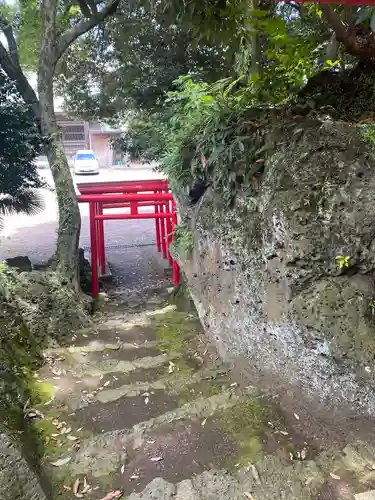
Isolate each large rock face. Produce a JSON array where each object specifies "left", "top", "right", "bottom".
[
  {"left": 0, "top": 267, "right": 92, "bottom": 499},
  {"left": 180, "top": 118, "right": 375, "bottom": 417},
  {"left": 0, "top": 433, "right": 47, "bottom": 500}
]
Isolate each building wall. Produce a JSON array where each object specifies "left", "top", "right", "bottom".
[
  {"left": 90, "top": 133, "right": 113, "bottom": 168},
  {"left": 56, "top": 115, "right": 89, "bottom": 165}
]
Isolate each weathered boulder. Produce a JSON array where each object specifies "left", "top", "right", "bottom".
[
  {"left": 179, "top": 118, "right": 375, "bottom": 417},
  {"left": 0, "top": 266, "right": 92, "bottom": 342},
  {"left": 0, "top": 432, "right": 48, "bottom": 500},
  {"left": 0, "top": 266, "right": 92, "bottom": 498}
]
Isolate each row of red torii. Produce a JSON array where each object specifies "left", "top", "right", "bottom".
[{"left": 76, "top": 179, "right": 180, "bottom": 297}]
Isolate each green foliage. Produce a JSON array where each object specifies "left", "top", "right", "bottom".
[
  {"left": 0, "top": 72, "right": 45, "bottom": 230},
  {"left": 56, "top": 2, "right": 233, "bottom": 120},
  {"left": 335, "top": 255, "right": 351, "bottom": 271},
  {"left": 122, "top": 76, "right": 269, "bottom": 204},
  {"left": 170, "top": 224, "right": 195, "bottom": 259}
]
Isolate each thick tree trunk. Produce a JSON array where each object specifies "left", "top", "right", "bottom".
[
  {"left": 38, "top": 73, "right": 81, "bottom": 285},
  {"left": 38, "top": 0, "right": 81, "bottom": 286}
]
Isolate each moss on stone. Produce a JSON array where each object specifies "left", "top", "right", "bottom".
[
  {"left": 218, "top": 401, "right": 270, "bottom": 466},
  {"left": 28, "top": 381, "right": 55, "bottom": 405},
  {"left": 177, "top": 379, "right": 224, "bottom": 406},
  {"left": 151, "top": 310, "right": 200, "bottom": 353}
]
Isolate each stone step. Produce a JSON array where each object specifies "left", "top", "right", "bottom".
[
  {"left": 66, "top": 389, "right": 242, "bottom": 477},
  {"left": 124, "top": 458, "right": 325, "bottom": 500}
]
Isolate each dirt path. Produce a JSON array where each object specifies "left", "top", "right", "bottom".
[{"left": 27, "top": 273, "right": 375, "bottom": 500}]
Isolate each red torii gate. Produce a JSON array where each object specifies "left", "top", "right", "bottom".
[{"left": 76, "top": 179, "right": 180, "bottom": 297}]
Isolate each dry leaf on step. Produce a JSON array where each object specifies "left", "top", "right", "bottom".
[
  {"left": 81, "top": 476, "right": 90, "bottom": 494},
  {"left": 72, "top": 478, "right": 80, "bottom": 496},
  {"left": 120, "top": 464, "right": 125, "bottom": 474},
  {"left": 201, "top": 418, "right": 207, "bottom": 427},
  {"left": 244, "top": 493, "right": 255, "bottom": 499},
  {"left": 100, "top": 490, "right": 123, "bottom": 500},
  {"left": 329, "top": 472, "right": 341, "bottom": 480},
  {"left": 103, "top": 381, "right": 110, "bottom": 387},
  {"left": 247, "top": 463, "right": 261, "bottom": 485},
  {"left": 50, "top": 456, "right": 71, "bottom": 467},
  {"left": 150, "top": 456, "right": 163, "bottom": 462}
]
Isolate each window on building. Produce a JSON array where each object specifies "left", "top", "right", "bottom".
[{"left": 63, "top": 124, "right": 85, "bottom": 142}]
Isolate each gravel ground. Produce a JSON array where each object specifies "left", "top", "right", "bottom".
[{"left": 0, "top": 166, "right": 168, "bottom": 285}]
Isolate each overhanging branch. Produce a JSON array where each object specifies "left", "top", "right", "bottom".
[
  {"left": 320, "top": 3, "right": 375, "bottom": 61},
  {"left": 0, "top": 39, "right": 41, "bottom": 120},
  {"left": 56, "top": 0, "right": 119, "bottom": 61},
  {"left": 0, "top": 15, "right": 21, "bottom": 68},
  {"left": 320, "top": 4, "right": 347, "bottom": 41}
]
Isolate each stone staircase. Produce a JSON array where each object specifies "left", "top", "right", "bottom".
[{"left": 29, "top": 286, "right": 375, "bottom": 500}]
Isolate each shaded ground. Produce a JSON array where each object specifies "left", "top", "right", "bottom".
[{"left": 26, "top": 262, "right": 375, "bottom": 500}]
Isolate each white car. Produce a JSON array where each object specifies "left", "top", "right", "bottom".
[{"left": 73, "top": 150, "right": 99, "bottom": 175}]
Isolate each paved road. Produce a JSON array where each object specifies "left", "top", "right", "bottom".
[{"left": 0, "top": 166, "right": 166, "bottom": 276}]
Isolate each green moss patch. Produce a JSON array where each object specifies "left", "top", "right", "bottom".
[
  {"left": 218, "top": 401, "right": 270, "bottom": 466},
  {"left": 151, "top": 310, "right": 201, "bottom": 353}
]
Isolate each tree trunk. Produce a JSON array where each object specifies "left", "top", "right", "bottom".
[{"left": 38, "top": 0, "right": 81, "bottom": 286}]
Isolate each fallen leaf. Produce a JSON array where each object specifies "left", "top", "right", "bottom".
[
  {"left": 294, "top": 413, "right": 300, "bottom": 420},
  {"left": 168, "top": 361, "right": 175, "bottom": 373},
  {"left": 77, "top": 427, "right": 83, "bottom": 432},
  {"left": 279, "top": 430, "right": 289, "bottom": 436},
  {"left": 81, "top": 476, "right": 90, "bottom": 494},
  {"left": 244, "top": 493, "right": 255, "bottom": 499},
  {"left": 72, "top": 478, "right": 80, "bottom": 496},
  {"left": 329, "top": 472, "right": 341, "bottom": 480},
  {"left": 201, "top": 418, "right": 207, "bottom": 427},
  {"left": 63, "top": 485, "right": 71, "bottom": 491},
  {"left": 99, "top": 490, "right": 123, "bottom": 500},
  {"left": 130, "top": 475, "right": 139, "bottom": 480},
  {"left": 67, "top": 435, "right": 78, "bottom": 441},
  {"left": 146, "top": 440, "right": 155, "bottom": 444},
  {"left": 247, "top": 463, "right": 261, "bottom": 485},
  {"left": 103, "top": 380, "right": 110, "bottom": 387},
  {"left": 120, "top": 464, "right": 125, "bottom": 474},
  {"left": 112, "top": 376, "right": 118, "bottom": 381},
  {"left": 230, "top": 382, "right": 238, "bottom": 387},
  {"left": 81, "top": 352, "right": 87, "bottom": 356},
  {"left": 144, "top": 397, "right": 149, "bottom": 405},
  {"left": 60, "top": 427, "right": 72, "bottom": 435},
  {"left": 150, "top": 456, "right": 163, "bottom": 462},
  {"left": 51, "top": 433, "right": 60, "bottom": 438},
  {"left": 50, "top": 456, "right": 71, "bottom": 467}
]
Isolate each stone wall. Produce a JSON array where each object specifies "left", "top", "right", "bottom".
[
  {"left": 0, "top": 433, "right": 47, "bottom": 500},
  {"left": 179, "top": 118, "right": 375, "bottom": 418},
  {"left": 0, "top": 266, "right": 92, "bottom": 499}
]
